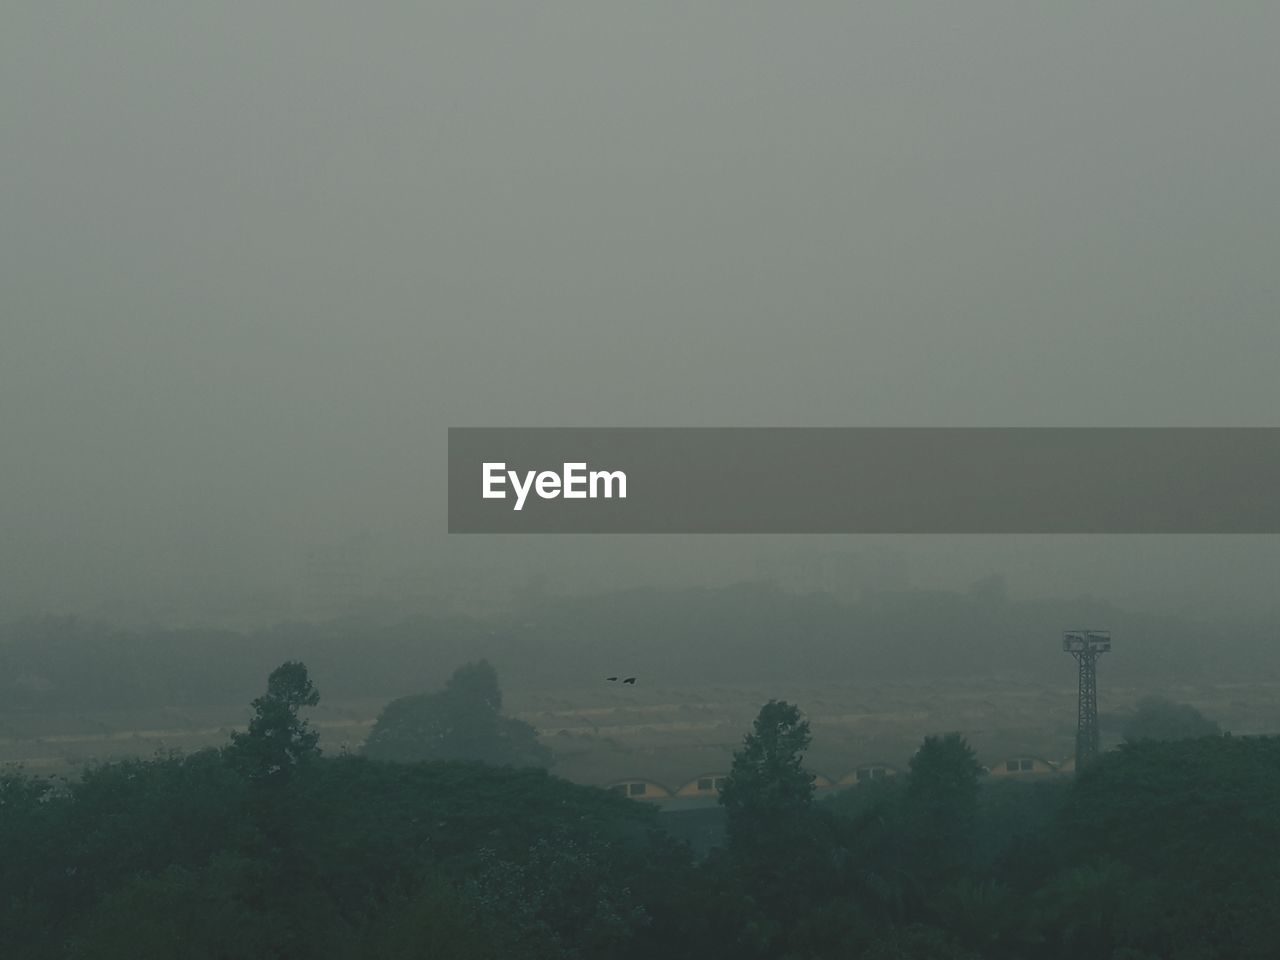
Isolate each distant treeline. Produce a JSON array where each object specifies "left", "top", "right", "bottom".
[{"left": 1, "top": 582, "right": 1272, "bottom": 711}]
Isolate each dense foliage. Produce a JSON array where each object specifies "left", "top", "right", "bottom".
[
  {"left": 363, "top": 660, "right": 551, "bottom": 768},
  {"left": 0, "top": 668, "right": 1273, "bottom": 958},
  {"left": 1122, "top": 695, "right": 1222, "bottom": 743}
]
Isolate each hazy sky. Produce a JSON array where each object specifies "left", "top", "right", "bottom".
[{"left": 3, "top": 4, "right": 1278, "bottom": 622}]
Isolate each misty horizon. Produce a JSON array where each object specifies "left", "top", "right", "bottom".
[{"left": 4, "top": 3, "right": 1279, "bottom": 628}]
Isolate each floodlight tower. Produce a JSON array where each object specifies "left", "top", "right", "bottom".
[{"left": 1063, "top": 630, "right": 1111, "bottom": 766}]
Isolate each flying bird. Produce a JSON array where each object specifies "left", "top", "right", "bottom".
[
  {"left": 622, "top": 677, "right": 637, "bottom": 685},
  {"left": 606, "top": 676, "right": 618, "bottom": 682}
]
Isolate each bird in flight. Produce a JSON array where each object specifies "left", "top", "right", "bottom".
[
  {"left": 622, "top": 677, "right": 637, "bottom": 685},
  {"left": 605, "top": 676, "right": 618, "bottom": 681}
]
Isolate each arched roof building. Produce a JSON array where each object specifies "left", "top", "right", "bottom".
[
  {"left": 837, "top": 763, "right": 899, "bottom": 788},
  {"left": 988, "top": 756, "right": 1057, "bottom": 778},
  {"left": 606, "top": 778, "right": 673, "bottom": 800},
  {"left": 675, "top": 773, "right": 730, "bottom": 798}
]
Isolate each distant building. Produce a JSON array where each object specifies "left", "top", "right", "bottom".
[
  {"left": 671, "top": 769, "right": 836, "bottom": 799},
  {"left": 607, "top": 778, "right": 673, "bottom": 801},
  {"left": 812, "top": 772, "right": 836, "bottom": 791},
  {"left": 675, "top": 773, "right": 730, "bottom": 798},
  {"left": 837, "top": 764, "right": 899, "bottom": 787},
  {"left": 988, "top": 756, "right": 1057, "bottom": 778}
]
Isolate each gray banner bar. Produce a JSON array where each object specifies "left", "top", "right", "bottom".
[{"left": 448, "top": 428, "right": 1280, "bottom": 533}]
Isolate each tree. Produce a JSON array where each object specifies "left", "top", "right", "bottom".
[
  {"left": 363, "top": 660, "right": 551, "bottom": 768},
  {"left": 356, "top": 877, "right": 499, "bottom": 960},
  {"left": 1055, "top": 736, "right": 1280, "bottom": 958},
  {"left": 228, "top": 661, "right": 320, "bottom": 782},
  {"left": 714, "top": 700, "right": 828, "bottom": 953},
  {"left": 719, "top": 699, "right": 816, "bottom": 859},
  {"left": 860, "top": 924, "right": 983, "bottom": 960},
  {"left": 1122, "top": 696, "right": 1220, "bottom": 743},
  {"left": 903, "top": 733, "right": 983, "bottom": 877}
]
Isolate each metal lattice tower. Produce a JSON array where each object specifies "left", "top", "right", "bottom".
[{"left": 1063, "top": 630, "right": 1111, "bottom": 767}]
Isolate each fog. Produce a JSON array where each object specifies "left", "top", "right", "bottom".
[{"left": 3, "top": 3, "right": 1278, "bottom": 626}]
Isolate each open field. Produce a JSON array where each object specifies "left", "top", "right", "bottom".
[{"left": 4, "top": 678, "right": 1278, "bottom": 790}]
